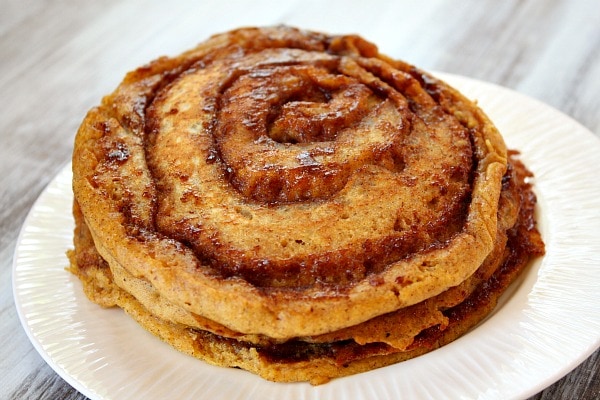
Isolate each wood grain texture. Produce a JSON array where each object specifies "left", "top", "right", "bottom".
[{"left": 1, "top": 0, "right": 598, "bottom": 399}]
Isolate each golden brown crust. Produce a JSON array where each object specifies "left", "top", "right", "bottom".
[{"left": 72, "top": 26, "right": 509, "bottom": 339}]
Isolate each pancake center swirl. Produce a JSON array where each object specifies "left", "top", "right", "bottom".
[
  {"left": 143, "top": 45, "right": 474, "bottom": 289},
  {"left": 215, "top": 59, "right": 408, "bottom": 203}
]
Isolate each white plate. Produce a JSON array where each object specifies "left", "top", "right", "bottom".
[{"left": 13, "top": 74, "right": 600, "bottom": 400}]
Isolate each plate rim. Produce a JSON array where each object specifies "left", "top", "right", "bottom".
[{"left": 12, "top": 73, "right": 600, "bottom": 400}]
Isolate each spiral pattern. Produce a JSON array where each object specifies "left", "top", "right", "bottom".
[
  {"left": 73, "top": 26, "right": 507, "bottom": 338},
  {"left": 142, "top": 32, "right": 475, "bottom": 288}
]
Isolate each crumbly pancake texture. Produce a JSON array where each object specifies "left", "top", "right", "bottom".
[{"left": 70, "top": 26, "right": 544, "bottom": 384}]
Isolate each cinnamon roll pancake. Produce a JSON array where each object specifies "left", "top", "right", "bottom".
[{"left": 69, "top": 26, "right": 544, "bottom": 384}]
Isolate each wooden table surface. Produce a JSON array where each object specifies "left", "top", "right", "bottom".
[{"left": 1, "top": 1, "right": 598, "bottom": 399}]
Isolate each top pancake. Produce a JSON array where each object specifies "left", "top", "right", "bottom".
[{"left": 72, "top": 26, "right": 507, "bottom": 339}]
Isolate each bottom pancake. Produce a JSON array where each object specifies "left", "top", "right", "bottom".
[{"left": 67, "top": 155, "right": 544, "bottom": 385}]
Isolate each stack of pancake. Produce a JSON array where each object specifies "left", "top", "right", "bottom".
[{"left": 68, "top": 26, "right": 544, "bottom": 384}]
